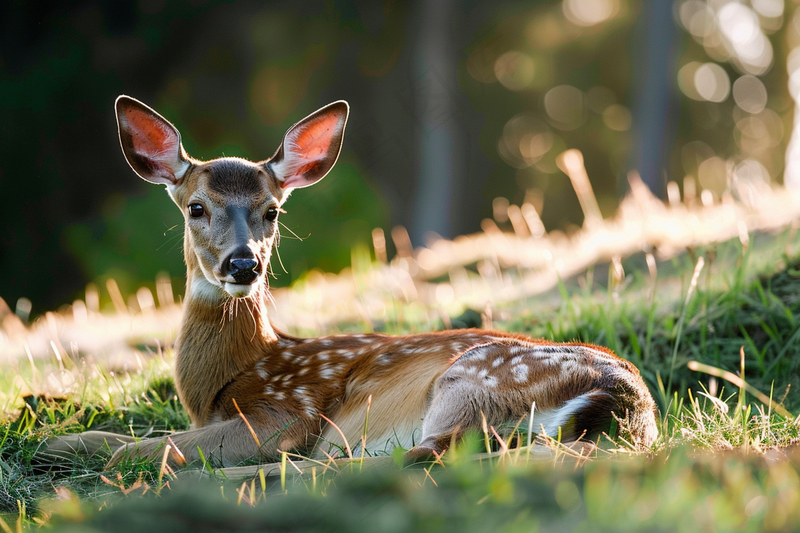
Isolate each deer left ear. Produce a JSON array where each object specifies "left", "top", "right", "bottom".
[
  {"left": 116, "top": 95, "right": 190, "bottom": 186},
  {"left": 267, "top": 101, "right": 349, "bottom": 190}
]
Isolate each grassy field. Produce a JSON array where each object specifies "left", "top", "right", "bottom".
[{"left": 1, "top": 222, "right": 800, "bottom": 531}]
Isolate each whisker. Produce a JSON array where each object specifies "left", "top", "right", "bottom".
[
  {"left": 157, "top": 231, "right": 184, "bottom": 254},
  {"left": 264, "top": 280, "right": 278, "bottom": 310},
  {"left": 244, "top": 296, "right": 258, "bottom": 341},
  {"left": 278, "top": 221, "right": 308, "bottom": 242},
  {"left": 219, "top": 297, "right": 230, "bottom": 332},
  {"left": 273, "top": 245, "right": 289, "bottom": 276}
]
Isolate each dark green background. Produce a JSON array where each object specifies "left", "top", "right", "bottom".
[{"left": 0, "top": 0, "right": 793, "bottom": 312}]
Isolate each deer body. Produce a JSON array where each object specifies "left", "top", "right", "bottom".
[{"left": 109, "top": 96, "right": 658, "bottom": 467}]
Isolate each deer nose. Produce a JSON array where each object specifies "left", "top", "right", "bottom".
[{"left": 224, "top": 250, "right": 261, "bottom": 284}]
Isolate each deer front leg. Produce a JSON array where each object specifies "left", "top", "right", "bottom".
[
  {"left": 40, "top": 431, "right": 136, "bottom": 462},
  {"left": 107, "top": 416, "right": 300, "bottom": 468}
]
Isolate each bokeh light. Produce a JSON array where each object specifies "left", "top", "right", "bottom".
[
  {"left": 694, "top": 63, "right": 730, "bottom": 102},
  {"left": 750, "top": 0, "right": 784, "bottom": 20},
  {"left": 697, "top": 156, "right": 728, "bottom": 194},
  {"left": 544, "top": 85, "right": 586, "bottom": 130},
  {"left": 677, "top": 61, "right": 703, "bottom": 100},
  {"left": 494, "top": 51, "right": 536, "bottom": 91},
  {"left": 735, "top": 110, "right": 783, "bottom": 153},
  {"left": 716, "top": 2, "right": 773, "bottom": 74},
  {"left": 498, "top": 114, "right": 555, "bottom": 169},
  {"left": 733, "top": 158, "right": 770, "bottom": 187},
  {"left": 562, "top": 0, "right": 620, "bottom": 27},
  {"left": 732, "top": 75, "right": 768, "bottom": 114},
  {"left": 520, "top": 131, "right": 555, "bottom": 164},
  {"left": 602, "top": 104, "right": 632, "bottom": 131},
  {"left": 679, "top": 1, "right": 716, "bottom": 39}
]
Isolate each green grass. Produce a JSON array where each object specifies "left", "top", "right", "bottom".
[
  {"left": 1, "top": 230, "right": 800, "bottom": 531},
  {"left": 32, "top": 445, "right": 800, "bottom": 533}
]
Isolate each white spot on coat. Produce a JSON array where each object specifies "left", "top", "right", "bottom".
[
  {"left": 293, "top": 386, "right": 308, "bottom": 401},
  {"left": 319, "top": 364, "right": 339, "bottom": 379},
  {"left": 512, "top": 364, "right": 529, "bottom": 383}
]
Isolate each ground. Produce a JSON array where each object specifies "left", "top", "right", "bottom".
[{"left": 1, "top": 186, "right": 800, "bottom": 532}]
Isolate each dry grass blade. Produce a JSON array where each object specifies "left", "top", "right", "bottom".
[
  {"left": 281, "top": 451, "right": 339, "bottom": 474},
  {"left": 157, "top": 444, "right": 174, "bottom": 493},
  {"left": 167, "top": 436, "right": 186, "bottom": 466},
  {"left": 232, "top": 397, "right": 261, "bottom": 447},
  {"left": 422, "top": 464, "right": 439, "bottom": 487},
  {"left": 687, "top": 359, "right": 795, "bottom": 420},
  {"left": 489, "top": 426, "right": 509, "bottom": 454},
  {"left": 319, "top": 413, "right": 353, "bottom": 459}
]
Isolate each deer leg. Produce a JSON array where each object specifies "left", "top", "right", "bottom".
[
  {"left": 406, "top": 347, "right": 583, "bottom": 461},
  {"left": 107, "top": 416, "right": 300, "bottom": 468},
  {"left": 406, "top": 370, "right": 501, "bottom": 461},
  {"left": 40, "top": 431, "right": 136, "bottom": 462}
]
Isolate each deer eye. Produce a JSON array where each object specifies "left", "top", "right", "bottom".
[
  {"left": 188, "top": 204, "right": 205, "bottom": 218},
  {"left": 265, "top": 206, "right": 279, "bottom": 222}
]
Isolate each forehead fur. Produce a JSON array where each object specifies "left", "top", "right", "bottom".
[{"left": 204, "top": 158, "right": 266, "bottom": 197}]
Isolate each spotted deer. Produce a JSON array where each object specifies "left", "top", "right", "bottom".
[{"left": 104, "top": 96, "right": 658, "bottom": 467}]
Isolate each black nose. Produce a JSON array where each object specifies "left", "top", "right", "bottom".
[{"left": 224, "top": 250, "right": 261, "bottom": 284}]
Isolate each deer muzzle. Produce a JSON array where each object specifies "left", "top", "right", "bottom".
[
  {"left": 220, "top": 243, "right": 263, "bottom": 298},
  {"left": 228, "top": 257, "right": 260, "bottom": 284}
]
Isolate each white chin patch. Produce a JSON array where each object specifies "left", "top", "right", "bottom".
[
  {"left": 224, "top": 283, "right": 258, "bottom": 298},
  {"left": 189, "top": 277, "right": 225, "bottom": 303}
]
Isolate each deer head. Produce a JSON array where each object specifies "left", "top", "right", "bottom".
[{"left": 115, "top": 96, "right": 349, "bottom": 301}]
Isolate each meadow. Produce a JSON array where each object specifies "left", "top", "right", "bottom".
[{"left": 1, "top": 178, "right": 799, "bottom": 532}]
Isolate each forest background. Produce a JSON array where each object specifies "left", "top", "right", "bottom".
[{"left": 2, "top": 0, "right": 792, "bottom": 314}]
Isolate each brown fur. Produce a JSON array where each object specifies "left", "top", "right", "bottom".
[{"left": 107, "top": 96, "right": 659, "bottom": 468}]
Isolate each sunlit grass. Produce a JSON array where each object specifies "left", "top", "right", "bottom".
[{"left": 2, "top": 224, "right": 800, "bottom": 530}]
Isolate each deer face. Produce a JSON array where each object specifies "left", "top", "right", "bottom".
[
  {"left": 115, "top": 96, "right": 349, "bottom": 300},
  {"left": 170, "top": 158, "right": 282, "bottom": 298}
]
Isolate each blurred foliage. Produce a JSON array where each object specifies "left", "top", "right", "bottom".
[
  {"left": 2, "top": 0, "right": 799, "bottom": 313},
  {"left": 41, "top": 446, "right": 800, "bottom": 533}
]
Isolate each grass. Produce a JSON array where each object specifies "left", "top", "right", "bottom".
[
  {"left": 35, "top": 446, "right": 800, "bottom": 533},
  {"left": 1, "top": 228, "right": 800, "bottom": 531}
]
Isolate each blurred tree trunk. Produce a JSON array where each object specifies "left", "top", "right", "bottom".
[
  {"left": 409, "top": 0, "right": 461, "bottom": 243},
  {"left": 630, "top": 0, "right": 679, "bottom": 197}
]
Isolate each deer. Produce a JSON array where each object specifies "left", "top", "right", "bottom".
[{"left": 71, "top": 96, "right": 658, "bottom": 468}]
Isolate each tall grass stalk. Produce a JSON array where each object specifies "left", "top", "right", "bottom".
[{"left": 666, "top": 256, "right": 705, "bottom": 402}]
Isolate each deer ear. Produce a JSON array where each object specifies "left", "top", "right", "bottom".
[
  {"left": 115, "top": 95, "right": 190, "bottom": 185},
  {"left": 267, "top": 101, "right": 349, "bottom": 190}
]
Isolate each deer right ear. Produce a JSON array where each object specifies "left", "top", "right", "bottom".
[
  {"left": 267, "top": 100, "right": 349, "bottom": 190},
  {"left": 115, "top": 95, "right": 190, "bottom": 185}
]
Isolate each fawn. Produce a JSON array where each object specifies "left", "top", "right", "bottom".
[{"left": 105, "top": 96, "right": 658, "bottom": 467}]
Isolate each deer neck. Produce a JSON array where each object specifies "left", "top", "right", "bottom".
[{"left": 175, "top": 267, "right": 279, "bottom": 426}]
